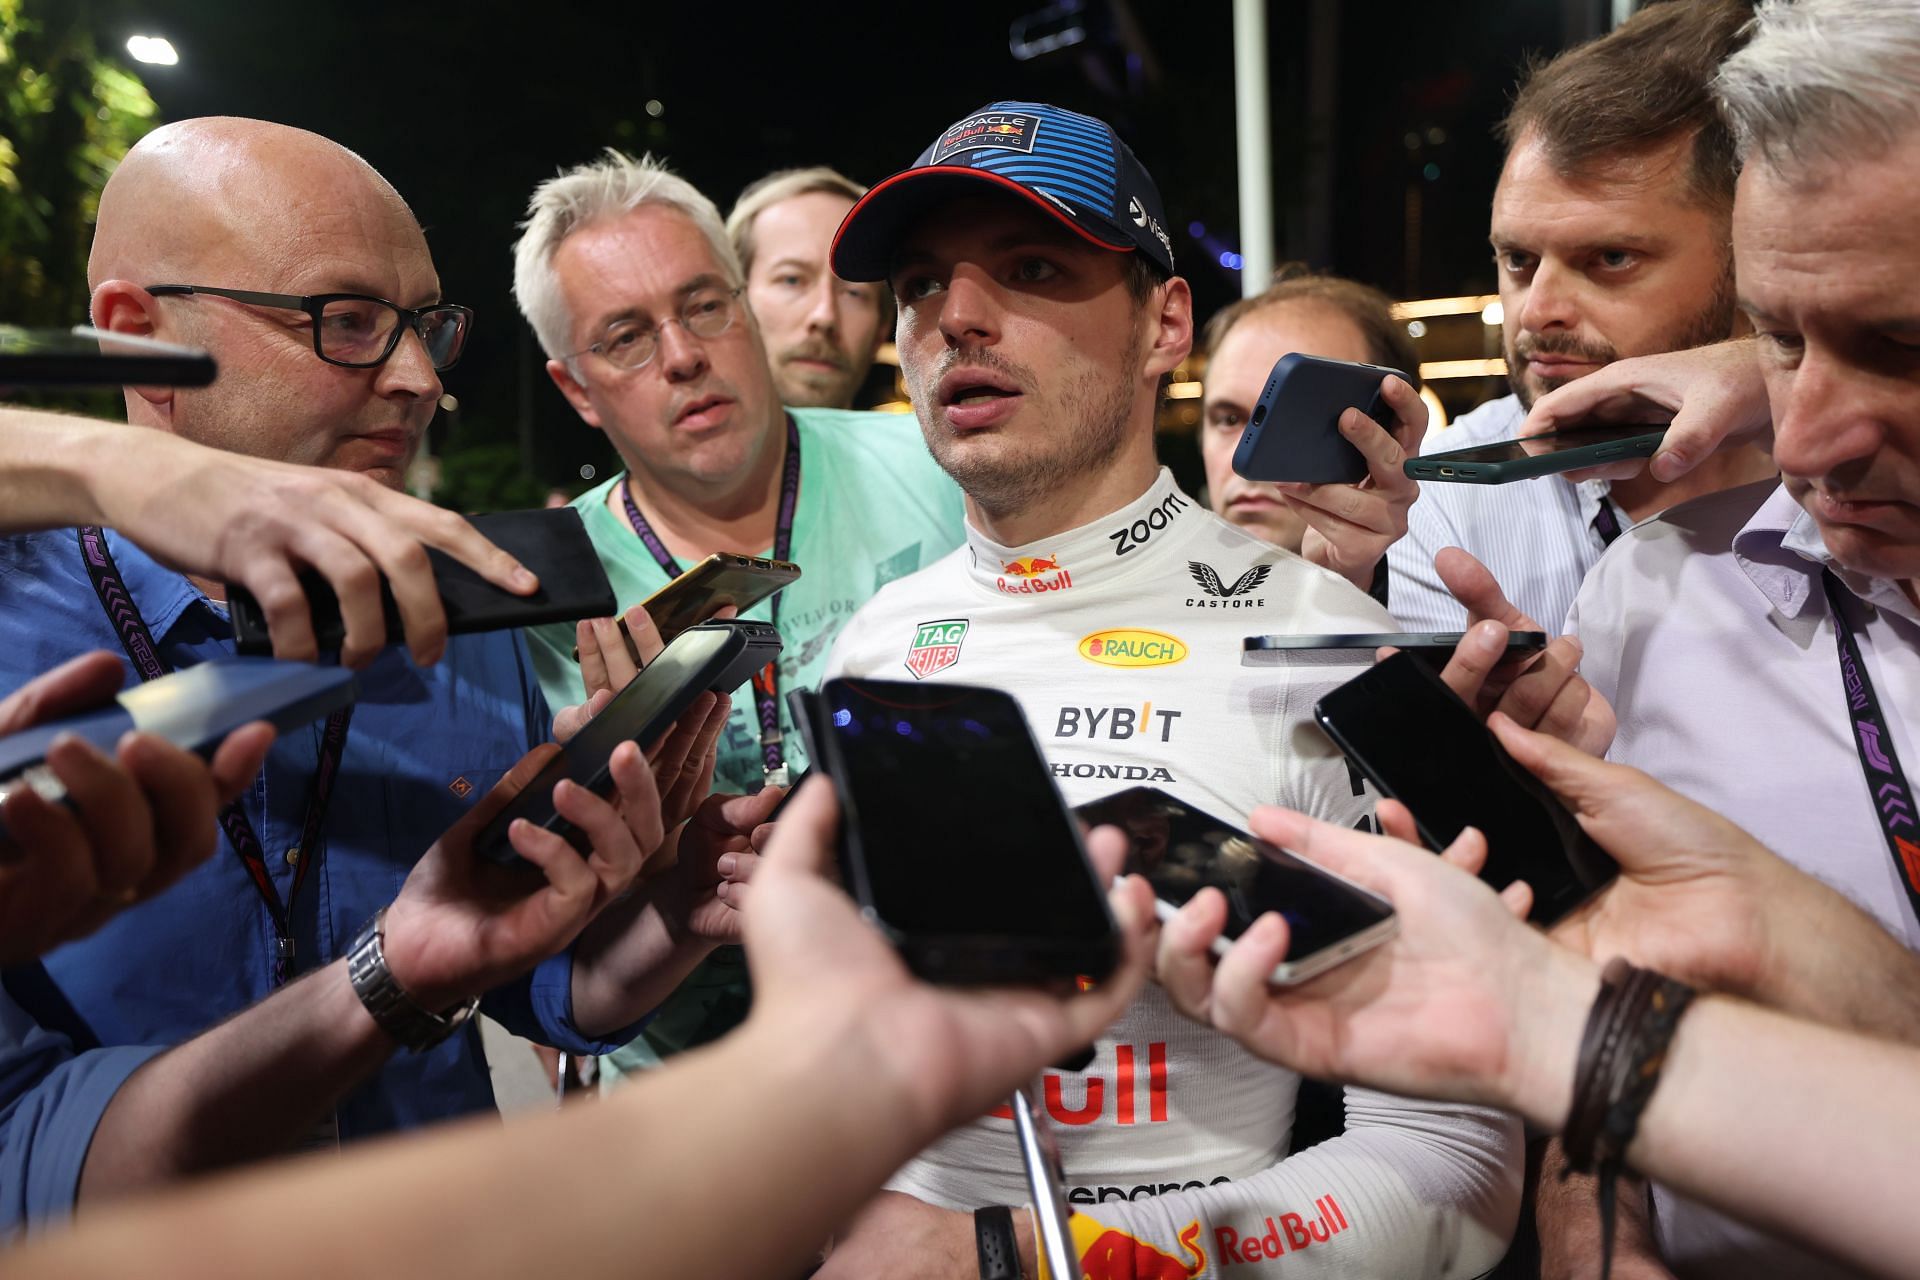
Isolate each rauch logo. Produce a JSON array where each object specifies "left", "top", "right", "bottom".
[{"left": 1079, "top": 629, "right": 1188, "bottom": 668}]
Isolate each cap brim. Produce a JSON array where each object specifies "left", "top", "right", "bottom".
[{"left": 830, "top": 166, "right": 1135, "bottom": 283}]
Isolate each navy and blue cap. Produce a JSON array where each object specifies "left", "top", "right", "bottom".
[{"left": 831, "top": 101, "right": 1176, "bottom": 283}]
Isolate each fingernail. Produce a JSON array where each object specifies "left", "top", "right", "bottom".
[
  {"left": 513, "top": 568, "right": 539, "bottom": 591},
  {"left": 717, "top": 853, "right": 738, "bottom": 876}
]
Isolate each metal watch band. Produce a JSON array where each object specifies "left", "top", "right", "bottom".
[
  {"left": 974, "top": 1204, "right": 1022, "bottom": 1280},
  {"left": 346, "top": 908, "right": 479, "bottom": 1053}
]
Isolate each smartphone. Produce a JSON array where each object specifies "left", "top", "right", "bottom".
[
  {"left": 1075, "top": 787, "right": 1395, "bottom": 984},
  {"left": 813, "top": 677, "right": 1120, "bottom": 984},
  {"left": 0, "top": 325, "right": 217, "bottom": 389},
  {"left": 0, "top": 658, "right": 356, "bottom": 801},
  {"left": 1243, "top": 631, "right": 1548, "bottom": 669},
  {"left": 474, "top": 620, "right": 780, "bottom": 865},
  {"left": 228, "top": 508, "right": 617, "bottom": 656},
  {"left": 1232, "top": 352, "right": 1415, "bottom": 485},
  {"left": 641, "top": 553, "right": 803, "bottom": 646},
  {"left": 1312, "top": 651, "right": 1617, "bottom": 923},
  {"left": 1405, "top": 424, "right": 1667, "bottom": 484}
]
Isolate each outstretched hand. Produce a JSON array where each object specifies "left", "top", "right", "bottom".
[
  {"left": 1155, "top": 799, "right": 1600, "bottom": 1129},
  {"left": 381, "top": 736, "right": 664, "bottom": 1011},
  {"left": 0, "top": 651, "right": 274, "bottom": 964},
  {"left": 742, "top": 779, "right": 1154, "bottom": 1136}
]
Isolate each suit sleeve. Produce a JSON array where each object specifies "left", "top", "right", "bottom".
[{"left": 1056, "top": 1093, "right": 1521, "bottom": 1278}]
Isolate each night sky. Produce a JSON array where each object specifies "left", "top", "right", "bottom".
[{"left": 103, "top": 0, "right": 1581, "bottom": 488}]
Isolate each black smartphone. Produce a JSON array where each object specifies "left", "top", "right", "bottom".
[
  {"left": 813, "top": 677, "right": 1119, "bottom": 984},
  {"left": 474, "top": 620, "right": 780, "bottom": 865},
  {"left": 1312, "top": 651, "right": 1617, "bottom": 924},
  {"left": 228, "top": 508, "right": 617, "bottom": 655},
  {"left": 1405, "top": 424, "right": 1667, "bottom": 484},
  {"left": 1243, "top": 631, "right": 1548, "bottom": 669},
  {"left": 0, "top": 658, "right": 355, "bottom": 800},
  {"left": 1075, "top": 787, "right": 1395, "bottom": 984},
  {"left": 0, "top": 325, "right": 217, "bottom": 389},
  {"left": 1232, "top": 352, "right": 1415, "bottom": 485}
]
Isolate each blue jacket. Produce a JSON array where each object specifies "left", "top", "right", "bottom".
[{"left": 0, "top": 528, "right": 643, "bottom": 1230}]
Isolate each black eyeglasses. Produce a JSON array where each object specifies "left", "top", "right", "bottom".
[
  {"left": 144, "top": 285, "right": 474, "bottom": 371},
  {"left": 567, "top": 286, "right": 746, "bottom": 372}
]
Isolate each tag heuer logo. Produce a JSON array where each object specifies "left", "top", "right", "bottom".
[
  {"left": 1187, "top": 561, "right": 1270, "bottom": 608},
  {"left": 905, "top": 618, "right": 969, "bottom": 679}
]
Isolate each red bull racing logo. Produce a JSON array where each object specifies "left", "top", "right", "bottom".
[
  {"left": 1075, "top": 1217, "right": 1207, "bottom": 1279},
  {"left": 998, "top": 554, "right": 1073, "bottom": 595}
]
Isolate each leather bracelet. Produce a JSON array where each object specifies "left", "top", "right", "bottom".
[
  {"left": 975, "top": 1204, "right": 1022, "bottom": 1280},
  {"left": 1559, "top": 957, "right": 1695, "bottom": 1280}
]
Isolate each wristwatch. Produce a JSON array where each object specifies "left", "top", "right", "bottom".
[
  {"left": 974, "top": 1205, "right": 1023, "bottom": 1280},
  {"left": 346, "top": 908, "right": 479, "bottom": 1052}
]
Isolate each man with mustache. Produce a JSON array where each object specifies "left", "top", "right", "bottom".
[
  {"left": 513, "top": 153, "right": 964, "bottom": 1069},
  {"left": 817, "top": 101, "right": 1518, "bottom": 1280},
  {"left": 727, "top": 166, "right": 889, "bottom": 411},
  {"left": 1383, "top": 0, "right": 1777, "bottom": 635}
]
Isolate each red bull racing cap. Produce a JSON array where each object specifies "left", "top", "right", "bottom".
[{"left": 830, "top": 100, "right": 1176, "bottom": 282}]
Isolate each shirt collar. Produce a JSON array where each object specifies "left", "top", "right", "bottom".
[
  {"left": 97, "top": 528, "right": 218, "bottom": 644},
  {"left": 1733, "top": 483, "right": 1920, "bottom": 625},
  {"left": 962, "top": 467, "right": 1197, "bottom": 597}
]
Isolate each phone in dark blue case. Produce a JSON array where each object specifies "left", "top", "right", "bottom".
[{"left": 1232, "top": 352, "right": 1414, "bottom": 485}]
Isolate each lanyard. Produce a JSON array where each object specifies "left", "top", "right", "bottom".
[
  {"left": 620, "top": 417, "right": 800, "bottom": 785},
  {"left": 1823, "top": 570, "right": 1920, "bottom": 924},
  {"left": 1591, "top": 500, "right": 1624, "bottom": 546},
  {"left": 76, "top": 527, "right": 353, "bottom": 985}
]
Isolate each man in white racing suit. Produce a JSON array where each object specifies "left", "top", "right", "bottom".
[{"left": 817, "top": 100, "right": 1521, "bottom": 1279}]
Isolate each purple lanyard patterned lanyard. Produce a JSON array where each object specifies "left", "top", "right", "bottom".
[
  {"left": 76, "top": 527, "right": 352, "bottom": 985},
  {"left": 621, "top": 417, "right": 800, "bottom": 785},
  {"left": 1823, "top": 570, "right": 1920, "bottom": 923}
]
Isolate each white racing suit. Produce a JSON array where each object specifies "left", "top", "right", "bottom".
[{"left": 826, "top": 470, "right": 1521, "bottom": 1278}]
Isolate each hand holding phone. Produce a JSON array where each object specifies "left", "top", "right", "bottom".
[
  {"left": 1233, "top": 353, "right": 1417, "bottom": 484},
  {"left": 1312, "top": 651, "right": 1617, "bottom": 923},
  {"left": 475, "top": 620, "right": 780, "bottom": 865},
  {"left": 1075, "top": 787, "right": 1395, "bottom": 983},
  {"left": 229, "top": 508, "right": 616, "bottom": 658},
  {"left": 810, "top": 678, "right": 1120, "bottom": 984}
]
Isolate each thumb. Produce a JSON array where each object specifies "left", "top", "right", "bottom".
[
  {"left": 1488, "top": 712, "right": 1612, "bottom": 810},
  {"left": 0, "top": 651, "right": 127, "bottom": 733},
  {"left": 756, "top": 776, "right": 840, "bottom": 880}
]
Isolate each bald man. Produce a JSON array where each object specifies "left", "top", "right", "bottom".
[{"left": 0, "top": 118, "right": 746, "bottom": 1231}]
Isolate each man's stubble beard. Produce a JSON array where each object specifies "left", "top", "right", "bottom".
[
  {"left": 1507, "top": 255, "right": 1738, "bottom": 412},
  {"left": 913, "top": 327, "right": 1141, "bottom": 525}
]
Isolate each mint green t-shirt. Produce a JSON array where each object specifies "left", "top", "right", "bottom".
[
  {"left": 527, "top": 406, "right": 964, "bottom": 797},
  {"left": 525, "top": 407, "right": 963, "bottom": 1077}
]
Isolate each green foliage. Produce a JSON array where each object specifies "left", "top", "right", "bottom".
[
  {"left": 0, "top": 0, "right": 158, "bottom": 328},
  {"left": 431, "top": 442, "right": 553, "bottom": 515}
]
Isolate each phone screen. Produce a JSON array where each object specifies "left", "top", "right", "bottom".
[
  {"left": 644, "top": 555, "right": 800, "bottom": 644},
  {"left": 1076, "top": 787, "right": 1392, "bottom": 956},
  {"left": 1429, "top": 423, "right": 1666, "bottom": 465},
  {"left": 821, "top": 678, "right": 1113, "bottom": 943},
  {"left": 1313, "top": 653, "right": 1616, "bottom": 922}
]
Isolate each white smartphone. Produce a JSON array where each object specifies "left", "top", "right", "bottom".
[{"left": 1078, "top": 787, "right": 1396, "bottom": 985}]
